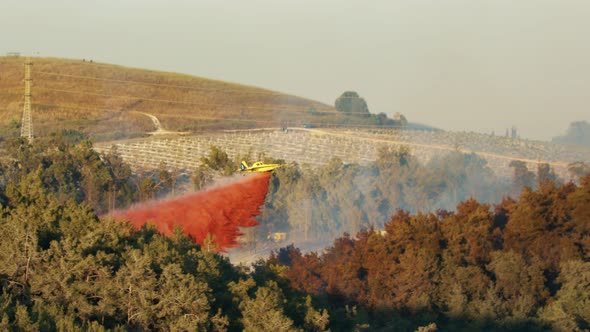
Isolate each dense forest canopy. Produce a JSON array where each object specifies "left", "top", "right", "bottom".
[
  {"left": 1, "top": 133, "right": 590, "bottom": 330},
  {"left": 269, "top": 174, "right": 590, "bottom": 331}
]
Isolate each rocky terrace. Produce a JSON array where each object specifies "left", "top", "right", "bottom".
[{"left": 93, "top": 128, "right": 589, "bottom": 180}]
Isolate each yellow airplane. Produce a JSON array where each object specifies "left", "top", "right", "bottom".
[{"left": 240, "top": 160, "right": 282, "bottom": 173}]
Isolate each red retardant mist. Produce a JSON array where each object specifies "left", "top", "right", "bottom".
[{"left": 110, "top": 172, "right": 271, "bottom": 252}]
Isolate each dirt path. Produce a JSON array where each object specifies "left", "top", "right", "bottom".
[
  {"left": 138, "top": 111, "right": 164, "bottom": 132},
  {"left": 133, "top": 111, "right": 190, "bottom": 136}
]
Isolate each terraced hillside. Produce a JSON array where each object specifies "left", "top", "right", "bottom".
[
  {"left": 94, "top": 127, "right": 590, "bottom": 180},
  {"left": 0, "top": 56, "right": 349, "bottom": 140},
  {"left": 3, "top": 56, "right": 586, "bottom": 180}
]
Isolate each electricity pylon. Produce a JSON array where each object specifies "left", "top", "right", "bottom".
[{"left": 20, "top": 57, "right": 33, "bottom": 141}]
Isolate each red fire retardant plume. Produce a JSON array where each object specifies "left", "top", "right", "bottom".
[{"left": 111, "top": 172, "right": 271, "bottom": 251}]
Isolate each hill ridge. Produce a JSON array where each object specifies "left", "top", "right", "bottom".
[{"left": 0, "top": 56, "right": 347, "bottom": 140}]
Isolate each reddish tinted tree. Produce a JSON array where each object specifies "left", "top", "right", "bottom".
[
  {"left": 567, "top": 175, "right": 590, "bottom": 260},
  {"left": 320, "top": 233, "right": 367, "bottom": 305},
  {"left": 441, "top": 199, "right": 496, "bottom": 266},
  {"left": 504, "top": 181, "right": 581, "bottom": 270}
]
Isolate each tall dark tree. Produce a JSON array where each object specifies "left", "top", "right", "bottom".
[
  {"left": 102, "top": 146, "right": 133, "bottom": 212},
  {"left": 509, "top": 160, "right": 536, "bottom": 194},
  {"left": 335, "top": 91, "right": 369, "bottom": 116},
  {"left": 201, "top": 145, "right": 236, "bottom": 176},
  {"left": 537, "top": 163, "right": 559, "bottom": 186}
]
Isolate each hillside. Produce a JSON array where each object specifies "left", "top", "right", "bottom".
[
  {"left": 94, "top": 127, "right": 590, "bottom": 182},
  {"left": 3, "top": 56, "right": 588, "bottom": 182},
  {"left": 0, "top": 56, "right": 358, "bottom": 140}
]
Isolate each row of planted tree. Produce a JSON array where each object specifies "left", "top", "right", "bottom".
[
  {"left": 1, "top": 131, "right": 589, "bottom": 330},
  {"left": 0, "top": 130, "right": 577, "bottom": 235}
]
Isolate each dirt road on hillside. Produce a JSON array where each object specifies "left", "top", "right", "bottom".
[{"left": 134, "top": 111, "right": 189, "bottom": 136}]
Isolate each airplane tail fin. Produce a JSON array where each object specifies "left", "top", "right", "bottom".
[{"left": 240, "top": 161, "right": 248, "bottom": 171}]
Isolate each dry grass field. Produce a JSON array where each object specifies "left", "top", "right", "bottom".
[{"left": 0, "top": 56, "right": 346, "bottom": 141}]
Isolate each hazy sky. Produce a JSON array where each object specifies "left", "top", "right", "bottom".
[{"left": 3, "top": 0, "right": 590, "bottom": 141}]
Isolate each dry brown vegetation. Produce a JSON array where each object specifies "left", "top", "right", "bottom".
[{"left": 0, "top": 56, "right": 344, "bottom": 141}]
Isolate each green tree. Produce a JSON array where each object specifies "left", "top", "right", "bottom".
[
  {"left": 303, "top": 295, "right": 330, "bottom": 332},
  {"left": 229, "top": 278, "right": 299, "bottom": 332},
  {"left": 102, "top": 146, "right": 133, "bottom": 212},
  {"left": 201, "top": 145, "right": 236, "bottom": 176},
  {"left": 14, "top": 304, "right": 38, "bottom": 331},
  {"left": 154, "top": 264, "right": 215, "bottom": 331},
  {"left": 537, "top": 163, "right": 558, "bottom": 186},
  {"left": 74, "top": 140, "right": 111, "bottom": 212},
  {"left": 113, "top": 249, "right": 158, "bottom": 329},
  {"left": 131, "top": 171, "right": 158, "bottom": 202},
  {"left": 486, "top": 251, "right": 548, "bottom": 319},
  {"left": 540, "top": 260, "right": 590, "bottom": 331},
  {"left": 157, "top": 161, "right": 179, "bottom": 197},
  {"left": 335, "top": 91, "right": 369, "bottom": 116},
  {"left": 509, "top": 160, "right": 536, "bottom": 194},
  {"left": 30, "top": 238, "right": 117, "bottom": 325},
  {"left": 192, "top": 165, "right": 213, "bottom": 191},
  {"left": 437, "top": 258, "right": 491, "bottom": 319}
]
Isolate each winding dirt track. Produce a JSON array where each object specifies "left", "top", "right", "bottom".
[
  {"left": 137, "top": 111, "right": 164, "bottom": 131},
  {"left": 133, "top": 111, "right": 190, "bottom": 135}
]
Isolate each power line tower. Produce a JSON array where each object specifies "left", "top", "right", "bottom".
[{"left": 20, "top": 57, "right": 33, "bottom": 141}]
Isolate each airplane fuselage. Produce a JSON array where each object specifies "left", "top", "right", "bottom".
[{"left": 240, "top": 161, "right": 282, "bottom": 172}]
